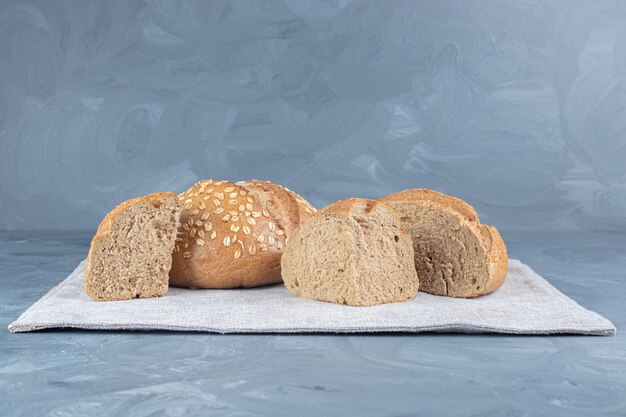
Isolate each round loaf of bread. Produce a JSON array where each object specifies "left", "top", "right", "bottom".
[
  {"left": 169, "top": 179, "right": 316, "bottom": 288},
  {"left": 281, "top": 198, "right": 419, "bottom": 306},
  {"left": 380, "top": 188, "right": 508, "bottom": 298}
]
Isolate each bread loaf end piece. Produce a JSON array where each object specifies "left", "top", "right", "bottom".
[
  {"left": 281, "top": 198, "right": 418, "bottom": 306},
  {"left": 381, "top": 189, "right": 508, "bottom": 298},
  {"left": 84, "top": 192, "right": 181, "bottom": 301}
]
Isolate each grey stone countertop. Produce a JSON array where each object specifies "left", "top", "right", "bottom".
[{"left": 1, "top": 231, "right": 624, "bottom": 416}]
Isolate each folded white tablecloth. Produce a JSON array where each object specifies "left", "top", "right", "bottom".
[{"left": 9, "top": 259, "right": 615, "bottom": 335}]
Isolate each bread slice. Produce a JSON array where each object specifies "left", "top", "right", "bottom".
[
  {"left": 84, "top": 192, "right": 181, "bottom": 301},
  {"left": 380, "top": 189, "right": 507, "bottom": 298},
  {"left": 281, "top": 198, "right": 418, "bottom": 306}
]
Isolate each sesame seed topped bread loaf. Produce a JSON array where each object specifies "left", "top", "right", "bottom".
[
  {"left": 169, "top": 179, "right": 316, "bottom": 288},
  {"left": 84, "top": 192, "right": 181, "bottom": 301},
  {"left": 281, "top": 198, "right": 419, "bottom": 307},
  {"left": 380, "top": 189, "right": 508, "bottom": 298}
]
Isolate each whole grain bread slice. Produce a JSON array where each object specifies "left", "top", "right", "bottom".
[
  {"left": 281, "top": 198, "right": 418, "bottom": 306},
  {"left": 380, "top": 189, "right": 507, "bottom": 298},
  {"left": 84, "top": 192, "right": 181, "bottom": 301}
]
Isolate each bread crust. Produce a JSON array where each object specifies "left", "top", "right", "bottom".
[
  {"left": 381, "top": 188, "right": 479, "bottom": 222},
  {"left": 169, "top": 179, "right": 316, "bottom": 288},
  {"left": 84, "top": 192, "right": 179, "bottom": 300},
  {"left": 381, "top": 189, "right": 508, "bottom": 297},
  {"left": 479, "top": 224, "right": 508, "bottom": 296}
]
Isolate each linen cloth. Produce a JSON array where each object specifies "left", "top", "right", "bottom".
[{"left": 9, "top": 259, "right": 615, "bottom": 335}]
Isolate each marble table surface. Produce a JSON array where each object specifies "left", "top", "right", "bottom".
[{"left": 1, "top": 231, "right": 624, "bottom": 417}]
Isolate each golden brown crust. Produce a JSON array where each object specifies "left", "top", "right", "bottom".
[
  {"left": 238, "top": 180, "right": 316, "bottom": 237},
  {"left": 480, "top": 225, "right": 508, "bottom": 295},
  {"left": 381, "top": 188, "right": 508, "bottom": 297},
  {"left": 380, "top": 188, "right": 479, "bottom": 222},
  {"left": 84, "top": 192, "right": 179, "bottom": 299},
  {"left": 169, "top": 179, "right": 316, "bottom": 288}
]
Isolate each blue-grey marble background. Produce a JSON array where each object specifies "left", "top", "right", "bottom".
[{"left": 1, "top": 0, "right": 625, "bottom": 232}]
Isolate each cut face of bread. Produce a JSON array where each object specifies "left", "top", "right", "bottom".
[
  {"left": 381, "top": 189, "right": 508, "bottom": 298},
  {"left": 281, "top": 198, "right": 418, "bottom": 306},
  {"left": 84, "top": 193, "right": 181, "bottom": 301}
]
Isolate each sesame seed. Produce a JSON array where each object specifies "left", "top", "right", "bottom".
[
  {"left": 214, "top": 181, "right": 223, "bottom": 185},
  {"left": 183, "top": 224, "right": 190, "bottom": 231},
  {"left": 185, "top": 199, "right": 193, "bottom": 204},
  {"left": 262, "top": 209, "right": 270, "bottom": 217},
  {"left": 206, "top": 188, "right": 213, "bottom": 194},
  {"left": 210, "top": 230, "right": 217, "bottom": 239},
  {"left": 222, "top": 214, "right": 231, "bottom": 222},
  {"left": 224, "top": 186, "right": 235, "bottom": 192},
  {"left": 196, "top": 239, "right": 205, "bottom": 246},
  {"left": 228, "top": 210, "right": 238, "bottom": 216},
  {"left": 229, "top": 192, "right": 238, "bottom": 199},
  {"left": 277, "top": 241, "right": 283, "bottom": 250},
  {"left": 190, "top": 229, "right": 197, "bottom": 238},
  {"left": 246, "top": 203, "right": 253, "bottom": 211},
  {"left": 268, "top": 236, "right": 276, "bottom": 246},
  {"left": 231, "top": 224, "right": 240, "bottom": 232},
  {"left": 257, "top": 235, "right": 265, "bottom": 243},
  {"left": 223, "top": 236, "right": 231, "bottom": 247},
  {"left": 215, "top": 192, "right": 224, "bottom": 200},
  {"left": 249, "top": 246, "right": 256, "bottom": 255},
  {"left": 243, "top": 226, "right": 251, "bottom": 235},
  {"left": 252, "top": 211, "right": 261, "bottom": 218},
  {"left": 276, "top": 230, "right": 284, "bottom": 235},
  {"left": 182, "top": 252, "right": 191, "bottom": 259},
  {"left": 239, "top": 205, "right": 245, "bottom": 212},
  {"left": 247, "top": 197, "right": 254, "bottom": 203},
  {"left": 268, "top": 222, "right": 275, "bottom": 231},
  {"left": 228, "top": 199, "right": 238, "bottom": 205},
  {"left": 198, "top": 229, "right": 205, "bottom": 238},
  {"left": 198, "top": 202, "right": 206, "bottom": 210},
  {"left": 240, "top": 190, "right": 247, "bottom": 195},
  {"left": 184, "top": 242, "right": 189, "bottom": 249},
  {"left": 260, "top": 244, "right": 268, "bottom": 252},
  {"left": 190, "top": 209, "right": 200, "bottom": 215},
  {"left": 213, "top": 199, "right": 221, "bottom": 206},
  {"left": 245, "top": 211, "right": 251, "bottom": 217},
  {"left": 234, "top": 250, "right": 241, "bottom": 260},
  {"left": 194, "top": 221, "right": 202, "bottom": 227},
  {"left": 214, "top": 207, "right": 224, "bottom": 214},
  {"left": 247, "top": 217, "right": 256, "bottom": 225},
  {"left": 185, "top": 204, "right": 192, "bottom": 210},
  {"left": 205, "top": 222, "right": 212, "bottom": 231},
  {"left": 285, "top": 237, "right": 289, "bottom": 244},
  {"left": 201, "top": 212, "right": 210, "bottom": 220},
  {"left": 232, "top": 234, "right": 238, "bottom": 243},
  {"left": 187, "top": 219, "right": 194, "bottom": 226}
]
